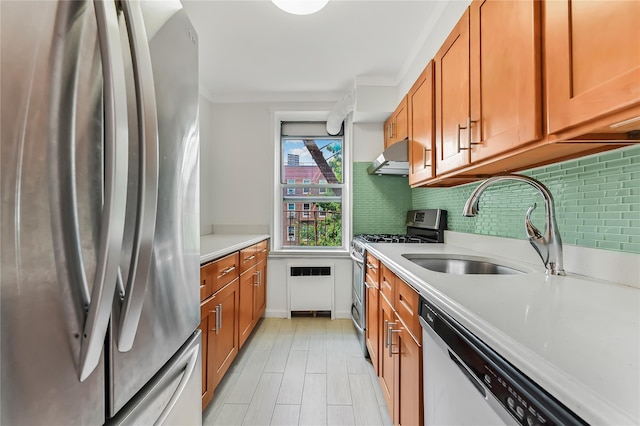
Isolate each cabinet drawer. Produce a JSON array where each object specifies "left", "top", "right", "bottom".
[
  {"left": 380, "top": 264, "right": 395, "bottom": 304},
  {"left": 211, "top": 252, "right": 239, "bottom": 294},
  {"left": 365, "top": 254, "right": 380, "bottom": 288},
  {"left": 200, "top": 265, "right": 212, "bottom": 302},
  {"left": 239, "top": 245, "right": 257, "bottom": 274},
  {"left": 395, "top": 278, "right": 421, "bottom": 342},
  {"left": 255, "top": 240, "right": 269, "bottom": 264}
]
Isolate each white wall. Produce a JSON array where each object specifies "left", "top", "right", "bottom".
[
  {"left": 199, "top": 96, "right": 214, "bottom": 235},
  {"left": 200, "top": 100, "right": 351, "bottom": 318},
  {"left": 353, "top": 121, "right": 384, "bottom": 163}
]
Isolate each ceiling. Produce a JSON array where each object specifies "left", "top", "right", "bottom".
[{"left": 181, "top": 1, "right": 449, "bottom": 103}]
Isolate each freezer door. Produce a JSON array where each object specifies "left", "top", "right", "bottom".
[
  {"left": 108, "top": 2, "right": 200, "bottom": 417},
  {"left": 108, "top": 331, "right": 202, "bottom": 426},
  {"left": 1, "top": 1, "right": 117, "bottom": 424}
]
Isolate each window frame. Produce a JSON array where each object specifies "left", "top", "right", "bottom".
[{"left": 272, "top": 111, "right": 351, "bottom": 252}]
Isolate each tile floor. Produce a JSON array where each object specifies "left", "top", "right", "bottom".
[{"left": 202, "top": 317, "right": 392, "bottom": 426}]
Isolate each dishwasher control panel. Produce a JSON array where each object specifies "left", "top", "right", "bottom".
[
  {"left": 419, "top": 298, "right": 587, "bottom": 426},
  {"left": 481, "top": 360, "right": 549, "bottom": 426}
]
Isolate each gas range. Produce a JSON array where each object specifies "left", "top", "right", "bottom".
[
  {"left": 351, "top": 209, "right": 448, "bottom": 259},
  {"left": 350, "top": 209, "right": 447, "bottom": 358}
]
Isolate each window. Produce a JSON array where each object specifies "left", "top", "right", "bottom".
[
  {"left": 276, "top": 119, "right": 346, "bottom": 249},
  {"left": 319, "top": 179, "right": 327, "bottom": 194}
]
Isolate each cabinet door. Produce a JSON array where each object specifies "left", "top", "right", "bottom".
[
  {"left": 238, "top": 266, "right": 256, "bottom": 348},
  {"left": 384, "top": 116, "right": 393, "bottom": 148},
  {"left": 435, "top": 8, "right": 471, "bottom": 175},
  {"left": 470, "top": 0, "right": 542, "bottom": 162},
  {"left": 396, "top": 324, "right": 422, "bottom": 426},
  {"left": 385, "top": 97, "right": 409, "bottom": 148},
  {"left": 198, "top": 305, "right": 213, "bottom": 409},
  {"left": 365, "top": 281, "right": 380, "bottom": 375},
  {"left": 210, "top": 279, "right": 239, "bottom": 390},
  {"left": 408, "top": 61, "right": 435, "bottom": 186},
  {"left": 393, "top": 96, "right": 408, "bottom": 144},
  {"left": 254, "top": 260, "right": 267, "bottom": 321},
  {"left": 378, "top": 294, "right": 395, "bottom": 417},
  {"left": 545, "top": 0, "right": 640, "bottom": 135}
]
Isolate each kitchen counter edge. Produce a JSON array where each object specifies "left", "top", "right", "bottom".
[{"left": 200, "top": 234, "right": 270, "bottom": 264}]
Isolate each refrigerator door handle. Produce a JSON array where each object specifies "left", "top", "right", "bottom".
[
  {"left": 153, "top": 342, "right": 200, "bottom": 426},
  {"left": 77, "top": 0, "right": 130, "bottom": 382},
  {"left": 116, "top": 0, "right": 160, "bottom": 352}
]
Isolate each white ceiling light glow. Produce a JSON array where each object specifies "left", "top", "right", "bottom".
[{"left": 271, "top": 0, "right": 329, "bottom": 15}]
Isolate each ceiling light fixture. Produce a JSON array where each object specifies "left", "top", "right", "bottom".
[{"left": 271, "top": 0, "right": 329, "bottom": 15}]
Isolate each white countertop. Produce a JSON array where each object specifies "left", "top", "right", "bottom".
[
  {"left": 364, "top": 242, "right": 640, "bottom": 425},
  {"left": 200, "top": 234, "right": 270, "bottom": 264}
]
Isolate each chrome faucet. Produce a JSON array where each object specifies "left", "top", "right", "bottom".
[{"left": 462, "top": 174, "right": 566, "bottom": 276}]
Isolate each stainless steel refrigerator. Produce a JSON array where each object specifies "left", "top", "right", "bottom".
[{"left": 1, "top": 1, "right": 201, "bottom": 424}]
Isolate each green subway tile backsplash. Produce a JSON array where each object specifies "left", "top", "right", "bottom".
[
  {"left": 353, "top": 162, "right": 412, "bottom": 235},
  {"left": 412, "top": 145, "right": 640, "bottom": 254}
]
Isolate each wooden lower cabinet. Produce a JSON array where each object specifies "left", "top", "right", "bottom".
[
  {"left": 200, "top": 238, "right": 269, "bottom": 411},
  {"left": 200, "top": 278, "right": 239, "bottom": 408},
  {"left": 395, "top": 323, "right": 422, "bottom": 426},
  {"left": 365, "top": 280, "right": 380, "bottom": 375},
  {"left": 379, "top": 294, "right": 395, "bottom": 412},
  {"left": 198, "top": 306, "right": 213, "bottom": 408},
  {"left": 374, "top": 256, "right": 423, "bottom": 426},
  {"left": 254, "top": 260, "right": 267, "bottom": 319},
  {"left": 238, "top": 266, "right": 256, "bottom": 348},
  {"left": 239, "top": 259, "right": 267, "bottom": 348}
]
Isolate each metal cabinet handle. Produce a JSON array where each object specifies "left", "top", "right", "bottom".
[
  {"left": 457, "top": 117, "right": 479, "bottom": 152},
  {"left": 258, "top": 270, "right": 262, "bottom": 286},
  {"left": 254, "top": 271, "right": 259, "bottom": 287},
  {"left": 366, "top": 263, "right": 376, "bottom": 270},
  {"left": 423, "top": 147, "right": 432, "bottom": 168},
  {"left": 218, "top": 266, "right": 235, "bottom": 278},
  {"left": 389, "top": 327, "right": 402, "bottom": 358},
  {"left": 211, "top": 305, "right": 221, "bottom": 334},
  {"left": 244, "top": 254, "right": 256, "bottom": 261},
  {"left": 364, "top": 281, "right": 373, "bottom": 290},
  {"left": 384, "top": 320, "right": 398, "bottom": 350}
]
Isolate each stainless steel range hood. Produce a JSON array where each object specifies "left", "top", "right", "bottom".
[{"left": 367, "top": 139, "right": 409, "bottom": 176}]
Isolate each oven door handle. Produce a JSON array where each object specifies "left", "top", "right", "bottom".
[
  {"left": 350, "top": 251, "right": 364, "bottom": 265},
  {"left": 351, "top": 304, "right": 365, "bottom": 334}
]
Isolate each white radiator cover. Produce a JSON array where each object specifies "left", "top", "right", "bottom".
[{"left": 287, "top": 263, "right": 334, "bottom": 319}]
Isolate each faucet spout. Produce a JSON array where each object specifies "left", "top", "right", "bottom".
[{"left": 462, "top": 174, "right": 565, "bottom": 276}]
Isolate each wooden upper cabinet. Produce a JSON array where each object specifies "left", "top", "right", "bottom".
[
  {"left": 469, "top": 0, "right": 543, "bottom": 162},
  {"left": 435, "top": 9, "right": 471, "bottom": 175},
  {"left": 408, "top": 61, "right": 435, "bottom": 186},
  {"left": 384, "top": 96, "right": 409, "bottom": 148},
  {"left": 545, "top": 0, "right": 640, "bottom": 138}
]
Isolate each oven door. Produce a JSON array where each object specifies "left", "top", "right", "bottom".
[{"left": 350, "top": 249, "right": 366, "bottom": 354}]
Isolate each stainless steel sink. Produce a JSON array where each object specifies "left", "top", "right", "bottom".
[{"left": 402, "top": 254, "right": 525, "bottom": 275}]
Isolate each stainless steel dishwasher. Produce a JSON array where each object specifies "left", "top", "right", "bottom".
[{"left": 419, "top": 296, "right": 587, "bottom": 426}]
